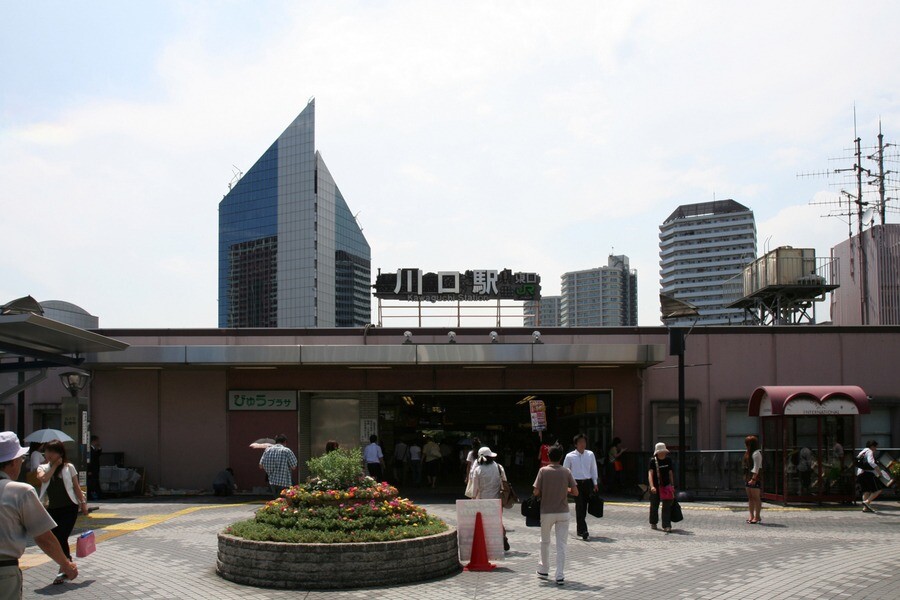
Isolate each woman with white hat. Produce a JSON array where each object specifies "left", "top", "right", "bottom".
[
  {"left": 471, "top": 446, "right": 511, "bottom": 551},
  {"left": 647, "top": 442, "right": 675, "bottom": 533}
]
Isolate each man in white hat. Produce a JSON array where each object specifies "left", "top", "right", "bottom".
[{"left": 0, "top": 431, "right": 78, "bottom": 597}]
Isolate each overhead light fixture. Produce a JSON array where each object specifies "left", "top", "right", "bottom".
[
  {"left": 402, "top": 395, "right": 415, "bottom": 406},
  {"left": 517, "top": 394, "right": 536, "bottom": 405},
  {"left": 59, "top": 371, "right": 91, "bottom": 397}
]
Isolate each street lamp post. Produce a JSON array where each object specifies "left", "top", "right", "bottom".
[
  {"left": 660, "top": 294, "right": 699, "bottom": 495},
  {"left": 669, "top": 328, "right": 687, "bottom": 490},
  {"left": 59, "top": 370, "right": 91, "bottom": 485}
]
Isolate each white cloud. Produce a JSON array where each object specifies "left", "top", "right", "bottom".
[{"left": 2, "top": 1, "right": 899, "bottom": 327}]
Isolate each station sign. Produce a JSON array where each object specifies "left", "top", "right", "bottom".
[
  {"left": 374, "top": 268, "right": 541, "bottom": 302},
  {"left": 227, "top": 390, "right": 298, "bottom": 411}
]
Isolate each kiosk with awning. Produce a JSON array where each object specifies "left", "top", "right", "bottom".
[{"left": 748, "top": 386, "right": 870, "bottom": 504}]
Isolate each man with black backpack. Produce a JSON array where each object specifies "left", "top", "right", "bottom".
[{"left": 856, "top": 440, "right": 884, "bottom": 513}]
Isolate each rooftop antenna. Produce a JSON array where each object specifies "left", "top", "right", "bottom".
[
  {"left": 226, "top": 165, "right": 244, "bottom": 191},
  {"left": 797, "top": 105, "right": 900, "bottom": 237}
]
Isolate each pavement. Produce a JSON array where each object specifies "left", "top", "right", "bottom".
[{"left": 19, "top": 492, "right": 900, "bottom": 599}]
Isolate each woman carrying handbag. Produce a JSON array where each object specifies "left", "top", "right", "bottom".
[
  {"left": 648, "top": 442, "right": 675, "bottom": 533},
  {"left": 37, "top": 440, "right": 90, "bottom": 585}
]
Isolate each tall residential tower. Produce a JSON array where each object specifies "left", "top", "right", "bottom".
[
  {"left": 659, "top": 200, "right": 756, "bottom": 325},
  {"left": 218, "top": 100, "right": 371, "bottom": 328},
  {"left": 557, "top": 255, "right": 638, "bottom": 327}
]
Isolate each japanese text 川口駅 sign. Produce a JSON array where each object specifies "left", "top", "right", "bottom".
[
  {"left": 228, "top": 390, "right": 297, "bottom": 411},
  {"left": 373, "top": 268, "right": 541, "bottom": 302}
]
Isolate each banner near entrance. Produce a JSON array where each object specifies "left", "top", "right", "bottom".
[
  {"left": 456, "top": 499, "right": 505, "bottom": 562},
  {"left": 228, "top": 390, "right": 298, "bottom": 411},
  {"left": 374, "top": 268, "right": 541, "bottom": 302},
  {"left": 529, "top": 399, "right": 547, "bottom": 432}
]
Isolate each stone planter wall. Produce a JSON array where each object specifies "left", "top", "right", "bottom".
[{"left": 217, "top": 529, "right": 461, "bottom": 589}]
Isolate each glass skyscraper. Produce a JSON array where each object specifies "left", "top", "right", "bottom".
[{"left": 218, "top": 100, "right": 371, "bottom": 328}]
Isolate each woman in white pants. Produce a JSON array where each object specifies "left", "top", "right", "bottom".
[{"left": 532, "top": 444, "right": 578, "bottom": 585}]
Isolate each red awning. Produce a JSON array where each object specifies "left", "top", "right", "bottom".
[{"left": 748, "top": 386, "right": 870, "bottom": 417}]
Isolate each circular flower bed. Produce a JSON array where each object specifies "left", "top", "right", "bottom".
[{"left": 217, "top": 448, "right": 459, "bottom": 589}]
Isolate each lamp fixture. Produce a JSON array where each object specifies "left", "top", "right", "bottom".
[{"left": 59, "top": 371, "right": 91, "bottom": 397}]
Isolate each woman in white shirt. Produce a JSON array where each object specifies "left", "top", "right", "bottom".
[
  {"left": 472, "top": 446, "right": 510, "bottom": 551},
  {"left": 856, "top": 440, "right": 884, "bottom": 512},
  {"left": 37, "top": 440, "right": 89, "bottom": 584},
  {"left": 742, "top": 435, "right": 763, "bottom": 524}
]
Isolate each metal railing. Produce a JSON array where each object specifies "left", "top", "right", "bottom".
[{"left": 615, "top": 449, "right": 898, "bottom": 501}]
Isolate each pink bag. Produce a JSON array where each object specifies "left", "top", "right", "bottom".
[
  {"left": 659, "top": 485, "right": 675, "bottom": 500},
  {"left": 653, "top": 458, "right": 675, "bottom": 500},
  {"left": 76, "top": 530, "right": 96, "bottom": 558}
]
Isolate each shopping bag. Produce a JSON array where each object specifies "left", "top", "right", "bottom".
[
  {"left": 464, "top": 476, "right": 476, "bottom": 499},
  {"left": 500, "top": 480, "right": 519, "bottom": 509},
  {"left": 588, "top": 494, "right": 604, "bottom": 518},
  {"left": 76, "top": 530, "right": 96, "bottom": 558},
  {"left": 659, "top": 485, "right": 675, "bottom": 500},
  {"left": 670, "top": 500, "right": 684, "bottom": 523},
  {"left": 521, "top": 495, "right": 541, "bottom": 527}
]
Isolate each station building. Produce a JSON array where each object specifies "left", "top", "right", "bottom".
[{"left": 45, "top": 325, "right": 897, "bottom": 492}]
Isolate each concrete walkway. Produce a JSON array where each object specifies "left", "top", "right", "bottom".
[{"left": 20, "top": 495, "right": 900, "bottom": 599}]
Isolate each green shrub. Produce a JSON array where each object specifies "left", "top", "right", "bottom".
[{"left": 306, "top": 447, "right": 369, "bottom": 490}]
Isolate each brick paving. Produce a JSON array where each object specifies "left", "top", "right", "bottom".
[{"left": 19, "top": 495, "right": 900, "bottom": 599}]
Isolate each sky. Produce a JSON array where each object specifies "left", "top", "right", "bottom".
[{"left": 2, "top": 1, "right": 899, "bottom": 329}]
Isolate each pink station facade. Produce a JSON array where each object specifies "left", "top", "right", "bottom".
[{"left": 4, "top": 325, "right": 899, "bottom": 492}]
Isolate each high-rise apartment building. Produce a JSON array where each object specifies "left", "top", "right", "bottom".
[
  {"left": 659, "top": 200, "right": 757, "bottom": 325},
  {"left": 831, "top": 223, "right": 900, "bottom": 325},
  {"left": 218, "top": 100, "right": 371, "bottom": 328},
  {"left": 523, "top": 296, "right": 561, "bottom": 327},
  {"left": 558, "top": 255, "right": 638, "bottom": 327}
]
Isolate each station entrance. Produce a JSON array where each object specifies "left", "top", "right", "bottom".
[{"left": 375, "top": 391, "right": 613, "bottom": 485}]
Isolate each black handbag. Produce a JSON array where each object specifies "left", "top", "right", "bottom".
[
  {"left": 670, "top": 499, "right": 684, "bottom": 523},
  {"left": 521, "top": 495, "right": 541, "bottom": 527},
  {"left": 588, "top": 494, "right": 604, "bottom": 518}
]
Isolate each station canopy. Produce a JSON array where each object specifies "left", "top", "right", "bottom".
[{"left": 748, "top": 385, "right": 870, "bottom": 417}]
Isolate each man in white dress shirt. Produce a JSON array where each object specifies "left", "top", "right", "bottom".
[
  {"left": 363, "top": 435, "right": 385, "bottom": 481},
  {"left": 562, "top": 433, "right": 598, "bottom": 540}
]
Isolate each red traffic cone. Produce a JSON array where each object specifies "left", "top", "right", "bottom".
[{"left": 464, "top": 511, "right": 496, "bottom": 572}]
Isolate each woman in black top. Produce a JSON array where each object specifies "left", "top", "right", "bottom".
[
  {"left": 648, "top": 442, "right": 675, "bottom": 533},
  {"left": 37, "top": 440, "right": 89, "bottom": 584}
]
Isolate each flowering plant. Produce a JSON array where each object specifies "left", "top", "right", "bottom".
[{"left": 227, "top": 446, "right": 446, "bottom": 543}]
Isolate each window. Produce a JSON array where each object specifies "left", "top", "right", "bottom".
[
  {"left": 724, "top": 406, "right": 758, "bottom": 450},
  {"left": 653, "top": 404, "right": 696, "bottom": 450},
  {"left": 860, "top": 407, "right": 892, "bottom": 448}
]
